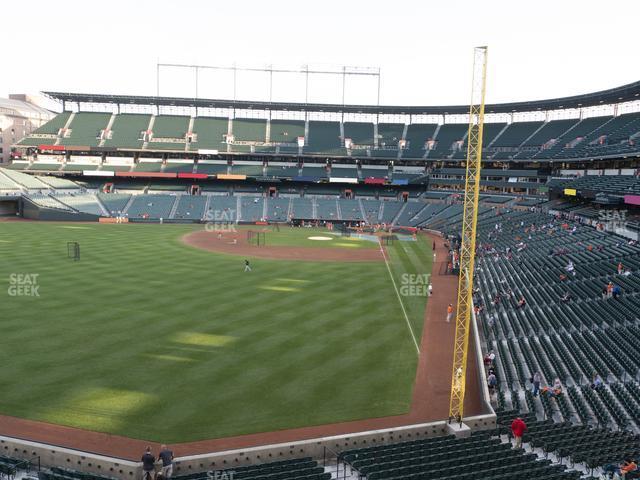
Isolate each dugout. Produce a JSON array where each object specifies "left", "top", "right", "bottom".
[{"left": 0, "top": 195, "right": 20, "bottom": 217}]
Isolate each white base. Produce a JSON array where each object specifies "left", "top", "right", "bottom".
[{"left": 445, "top": 421, "right": 472, "bottom": 438}]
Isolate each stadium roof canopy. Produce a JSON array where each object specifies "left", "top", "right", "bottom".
[{"left": 44, "top": 80, "right": 640, "bottom": 115}]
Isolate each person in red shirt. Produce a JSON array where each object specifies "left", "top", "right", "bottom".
[{"left": 511, "top": 417, "right": 527, "bottom": 449}]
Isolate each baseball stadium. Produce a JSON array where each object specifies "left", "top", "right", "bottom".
[{"left": 2, "top": 7, "right": 640, "bottom": 480}]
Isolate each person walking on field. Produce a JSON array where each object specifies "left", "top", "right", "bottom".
[
  {"left": 446, "top": 304, "right": 454, "bottom": 322},
  {"left": 511, "top": 417, "right": 527, "bottom": 449},
  {"left": 244, "top": 259, "right": 252, "bottom": 272}
]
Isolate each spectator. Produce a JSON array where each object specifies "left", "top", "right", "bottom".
[
  {"left": 511, "top": 417, "right": 527, "bottom": 449},
  {"left": 158, "top": 445, "right": 174, "bottom": 479},
  {"left": 603, "top": 458, "right": 637, "bottom": 478},
  {"left": 607, "top": 282, "right": 614, "bottom": 298},
  {"left": 618, "top": 262, "right": 624, "bottom": 275},
  {"left": 483, "top": 350, "right": 496, "bottom": 366},
  {"left": 565, "top": 261, "right": 575, "bottom": 275},
  {"left": 560, "top": 291, "right": 572, "bottom": 303},
  {"left": 489, "top": 350, "right": 496, "bottom": 363},
  {"left": 517, "top": 296, "right": 526, "bottom": 309},
  {"left": 592, "top": 373, "right": 604, "bottom": 390},
  {"left": 487, "top": 372, "right": 497, "bottom": 393},
  {"left": 531, "top": 371, "right": 541, "bottom": 397},
  {"left": 552, "top": 378, "right": 563, "bottom": 396},
  {"left": 446, "top": 304, "right": 453, "bottom": 323},
  {"left": 484, "top": 352, "right": 492, "bottom": 366},
  {"left": 613, "top": 284, "right": 622, "bottom": 300},
  {"left": 141, "top": 447, "right": 156, "bottom": 480}
]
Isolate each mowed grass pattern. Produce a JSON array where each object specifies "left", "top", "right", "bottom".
[{"left": 0, "top": 223, "right": 431, "bottom": 443}]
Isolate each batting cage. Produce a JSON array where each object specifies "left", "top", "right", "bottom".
[
  {"left": 337, "top": 224, "right": 351, "bottom": 237},
  {"left": 380, "top": 235, "right": 397, "bottom": 246},
  {"left": 247, "top": 230, "right": 266, "bottom": 246},
  {"left": 67, "top": 242, "right": 80, "bottom": 261}
]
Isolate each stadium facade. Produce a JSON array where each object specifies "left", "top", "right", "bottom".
[{"left": 1, "top": 80, "right": 640, "bottom": 480}]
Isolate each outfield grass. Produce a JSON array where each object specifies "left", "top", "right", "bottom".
[{"left": 0, "top": 223, "right": 431, "bottom": 443}]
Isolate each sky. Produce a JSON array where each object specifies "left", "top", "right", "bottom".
[{"left": 3, "top": 0, "right": 639, "bottom": 108}]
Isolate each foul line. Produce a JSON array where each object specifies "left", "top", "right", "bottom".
[{"left": 379, "top": 240, "right": 421, "bottom": 355}]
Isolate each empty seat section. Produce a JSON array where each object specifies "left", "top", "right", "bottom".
[
  {"left": 55, "top": 194, "right": 103, "bottom": 215},
  {"left": 97, "top": 193, "right": 131, "bottom": 215},
  {"left": 522, "top": 119, "right": 578, "bottom": 146},
  {"left": 270, "top": 120, "right": 305, "bottom": 143},
  {"left": 491, "top": 121, "right": 543, "bottom": 148},
  {"left": 33, "top": 111, "right": 72, "bottom": 135},
  {"left": 104, "top": 114, "right": 151, "bottom": 149},
  {"left": 290, "top": 198, "right": 314, "bottom": 219},
  {"left": 207, "top": 196, "right": 238, "bottom": 221},
  {"left": 173, "top": 195, "right": 207, "bottom": 220},
  {"left": 344, "top": 122, "right": 374, "bottom": 146},
  {"left": 60, "top": 112, "right": 111, "bottom": 147},
  {"left": 338, "top": 199, "right": 364, "bottom": 221},
  {"left": 126, "top": 194, "right": 176, "bottom": 219},
  {"left": 305, "top": 121, "right": 343, "bottom": 155},
  {"left": 134, "top": 161, "right": 163, "bottom": 172},
  {"left": 361, "top": 199, "right": 381, "bottom": 223},
  {"left": 535, "top": 116, "right": 612, "bottom": 159},
  {"left": 196, "top": 163, "right": 228, "bottom": 175},
  {"left": 265, "top": 198, "right": 290, "bottom": 221},
  {"left": 164, "top": 162, "right": 195, "bottom": 173},
  {"left": 379, "top": 200, "right": 403, "bottom": 223},
  {"left": 148, "top": 115, "right": 189, "bottom": 150},
  {"left": 265, "top": 164, "right": 300, "bottom": 178},
  {"left": 232, "top": 118, "right": 267, "bottom": 143},
  {"left": 231, "top": 163, "right": 263, "bottom": 176},
  {"left": 0, "top": 168, "right": 49, "bottom": 189},
  {"left": 377, "top": 123, "right": 404, "bottom": 148},
  {"left": 37, "top": 176, "right": 79, "bottom": 189},
  {"left": 315, "top": 199, "right": 338, "bottom": 220},
  {"left": 360, "top": 167, "right": 389, "bottom": 179},
  {"left": 300, "top": 165, "right": 328, "bottom": 178},
  {"left": 331, "top": 166, "right": 358, "bottom": 178},
  {"left": 403, "top": 123, "right": 437, "bottom": 159},
  {"left": 240, "top": 197, "right": 264, "bottom": 222},
  {"left": 190, "top": 117, "right": 229, "bottom": 151},
  {"left": 429, "top": 123, "right": 468, "bottom": 159}
]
